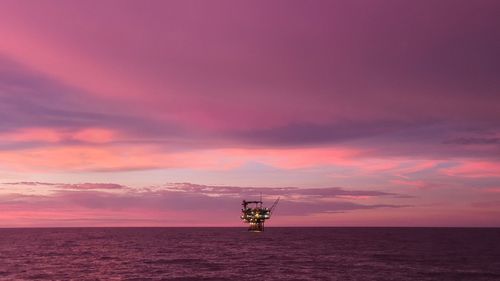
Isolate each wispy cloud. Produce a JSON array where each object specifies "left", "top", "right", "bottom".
[
  {"left": 444, "top": 137, "right": 500, "bottom": 145},
  {"left": 161, "top": 182, "right": 406, "bottom": 199},
  {"left": 3, "top": 182, "right": 126, "bottom": 190},
  {"left": 0, "top": 182, "right": 411, "bottom": 226}
]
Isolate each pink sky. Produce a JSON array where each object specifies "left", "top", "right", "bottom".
[{"left": 0, "top": 0, "right": 499, "bottom": 227}]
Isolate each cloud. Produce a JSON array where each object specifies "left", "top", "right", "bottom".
[
  {"left": 444, "top": 137, "right": 500, "bottom": 145},
  {"left": 0, "top": 56, "right": 110, "bottom": 132},
  {"left": 0, "top": 56, "right": 186, "bottom": 149},
  {"left": 3, "top": 181, "right": 57, "bottom": 186},
  {"left": 162, "top": 182, "right": 404, "bottom": 199},
  {"left": 2, "top": 182, "right": 126, "bottom": 190},
  {"left": 0, "top": 127, "right": 119, "bottom": 144},
  {"left": 0, "top": 182, "right": 410, "bottom": 226},
  {"left": 57, "top": 183, "right": 126, "bottom": 190},
  {"left": 0, "top": 1, "right": 499, "bottom": 154},
  {"left": 471, "top": 201, "right": 500, "bottom": 208},
  {"left": 441, "top": 161, "right": 500, "bottom": 178},
  {"left": 227, "top": 120, "right": 416, "bottom": 146}
]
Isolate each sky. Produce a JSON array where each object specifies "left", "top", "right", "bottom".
[{"left": 0, "top": 0, "right": 499, "bottom": 227}]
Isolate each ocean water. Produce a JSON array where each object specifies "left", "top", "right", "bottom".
[{"left": 0, "top": 227, "right": 499, "bottom": 280}]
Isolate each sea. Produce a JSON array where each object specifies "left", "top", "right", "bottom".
[{"left": 0, "top": 227, "right": 499, "bottom": 281}]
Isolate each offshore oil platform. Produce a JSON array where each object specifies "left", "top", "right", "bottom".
[{"left": 241, "top": 195, "right": 280, "bottom": 232}]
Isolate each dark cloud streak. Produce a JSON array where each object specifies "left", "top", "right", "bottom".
[{"left": 0, "top": 182, "right": 411, "bottom": 216}]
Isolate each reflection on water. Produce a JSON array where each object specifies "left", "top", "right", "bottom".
[{"left": 0, "top": 227, "right": 499, "bottom": 280}]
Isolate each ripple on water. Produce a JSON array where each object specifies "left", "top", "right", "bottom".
[{"left": 0, "top": 228, "right": 499, "bottom": 280}]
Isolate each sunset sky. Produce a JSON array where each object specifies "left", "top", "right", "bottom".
[{"left": 1, "top": 0, "right": 499, "bottom": 227}]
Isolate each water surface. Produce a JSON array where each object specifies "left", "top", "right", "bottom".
[{"left": 0, "top": 227, "right": 499, "bottom": 280}]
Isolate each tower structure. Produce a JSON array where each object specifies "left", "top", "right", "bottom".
[{"left": 240, "top": 197, "right": 279, "bottom": 231}]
